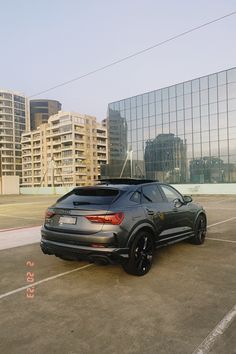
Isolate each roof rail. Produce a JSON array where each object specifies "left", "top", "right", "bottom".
[{"left": 98, "top": 178, "right": 158, "bottom": 185}]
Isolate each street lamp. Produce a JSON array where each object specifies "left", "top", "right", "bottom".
[
  {"left": 0, "top": 147, "right": 2, "bottom": 177},
  {"left": 0, "top": 148, "right": 2, "bottom": 194}
]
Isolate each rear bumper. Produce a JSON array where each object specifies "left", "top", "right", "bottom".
[{"left": 40, "top": 227, "right": 129, "bottom": 263}]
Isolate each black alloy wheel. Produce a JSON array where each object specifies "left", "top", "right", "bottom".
[
  {"left": 189, "top": 215, "right": 207, "bottom": 245},
  {"left": 122, "top": 231, "right": 154, "bottom": 276}
]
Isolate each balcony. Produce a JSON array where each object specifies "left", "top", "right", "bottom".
[
  {"left": 22, "top": 140, "right": 31, "bottom": 146},
  {"left": 75, "top": 154, "right": 86, "bottom": 159},
  {"left": 97, "top": 140, "right": 106, "bottom": 146},
  {"left": 33, "top": 150, "right": 41, "bottom": 156},
  {"left": 22, "top": 151, "right": 31, "bottom": 156},
  {"left": 0, "top": 118, "right": 13, "bottom": 123},
  {"left": 61, "top": 147, "right": 73, "bottom": 152},
  {"left": 75, "top": 161, "right": 86, "bottom": 167},
  {"left": 97, "top": 133, "right": 106, "bottom": 139},
  {"left": 75, "top": 171, "right": 87, "bottom": 176},
  {"left": 52, "top": 140, "right": 61, "bottom": 145},
  {"left": 0, "top": 131, "right": 13, "bottom": 137}
]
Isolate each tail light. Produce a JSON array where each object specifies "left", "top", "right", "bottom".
[
  {"left": 86, "top": 212, "right": 124, "bottom": 225},
  {"left": 45, "top": 209, "right": 55, "bottom": 219}
]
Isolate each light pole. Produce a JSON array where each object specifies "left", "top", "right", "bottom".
[
  {"left": 130, "top": 149, "right": 133, "bottom": 178},
  {"left": 0, "top": 148, "right": 2, "bottom": 177},
  {"left": 0, "top": 148, "right": 2, "bottom": 194}
]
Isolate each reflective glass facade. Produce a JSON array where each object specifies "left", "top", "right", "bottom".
[{"left": 102, "top": 67, "right": 236, "bottom": 183}]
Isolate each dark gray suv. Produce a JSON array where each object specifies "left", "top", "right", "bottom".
[{"left": 41, "top": 179, "right": 207, "bottom": 276}]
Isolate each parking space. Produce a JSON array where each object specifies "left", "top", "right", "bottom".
[
  {"left": 0, "top": 195, "right": 235, "bottom": 354},
  {"left": 0, "top": 195, "right": 58, "bottom": 229}
]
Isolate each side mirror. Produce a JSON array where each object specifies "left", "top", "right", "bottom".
[
  {"left": 173, "top": 198, "right": 183, "bottom": 208},
  {"left": 183, "top": 195, "right": 192, "bottom": 204}
]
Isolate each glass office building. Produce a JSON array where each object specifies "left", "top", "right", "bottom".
[{"left": 102, "top": 67, "right": 236, "bottom": 183}]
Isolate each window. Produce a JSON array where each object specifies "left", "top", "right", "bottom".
[
  {"left": 57, "top": 188, "right": 120, "bottom": 206},
  {"left": 227, "top": 68, "right": 236, "bottom": 83},
  {"left": 130, "top": 190, "right": 141, "bottom": 203},
  {"left": 148, "top": 91, "right": 155, "bottom": 103},
  {"left": 160, "top": 185, "right": 183, "bottom": 203},
  {"left": 142, "top": 185, "right": 163, "bottom": 203}
]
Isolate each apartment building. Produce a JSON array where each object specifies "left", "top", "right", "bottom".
[
  {"left": 30, "top": 99, "right": 62, "bottom": 130},
  {"left": 21, "top": 111, "right": 107, "bottom": 187},
  {"left": 0, "top": 90, "right": 29, "bottom": 180}
]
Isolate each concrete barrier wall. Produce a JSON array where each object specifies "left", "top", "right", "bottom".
[
  {"left": 20, "top": 184, "right": 236, "bottom": 195},
  {"left": 172, "top": 183, "right": 236, "bottom": 195},
  {"left": 20, "top": 186, "right": 74, "bottom": 195},
  {"left": 1, "top": 176, "right": 20, "bottom": 195}
]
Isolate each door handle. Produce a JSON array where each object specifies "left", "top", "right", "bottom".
[{"left": 146, "top": 208, "right": 154, "bottom": 215}]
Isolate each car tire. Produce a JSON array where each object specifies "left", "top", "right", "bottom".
[
  {"left": 122, "top": 230, "right": 154, "bottom": 276},
  {"left": 189, "top": 214, "right": 207, "bottom": 245}
]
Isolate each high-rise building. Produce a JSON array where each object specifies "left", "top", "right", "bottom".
[
  {"left": 104, "top": 67, "right": 236, "bottom": 184},
  {"left": 21, "top": 111, "right": 107, "bottom": 187},
  {"left": 30, "top": 99, "right": 62, "bottom": 130},
  {"left": 144, "top": 133, "right": 187, "bottom": 183},
  {"left": 101, "top": 112, "right": 128, "bottom": 178},
  {"left": 0, "top": 89, "right": 29, "bottom": 180}
]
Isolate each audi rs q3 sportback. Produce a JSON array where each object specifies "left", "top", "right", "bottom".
[{"left": 41, "top": 179, "right": 207, "bottom": 276}]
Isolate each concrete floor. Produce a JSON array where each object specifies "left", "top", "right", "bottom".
[
  {"left": 0, "top": 195, "right": 58, "bottom": 229},
  {"left": 0, "top": 195, "right": 235, "bottom": 354}
]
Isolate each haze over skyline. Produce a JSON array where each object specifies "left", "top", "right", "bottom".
[{"left": 1, "top": 0, "right": 236, "bottom": 121}]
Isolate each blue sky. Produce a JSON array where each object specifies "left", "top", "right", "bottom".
[{"left": 1, "top": 0, "right": 236, "bottom": 120}]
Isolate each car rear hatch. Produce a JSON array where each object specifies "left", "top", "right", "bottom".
[{"left": 45, "top": 187, "right": 121, "bottom": 234}]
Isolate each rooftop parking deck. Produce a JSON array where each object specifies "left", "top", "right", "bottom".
[{"left": 0, "top": 194, "right": 235, "bottom": 354}]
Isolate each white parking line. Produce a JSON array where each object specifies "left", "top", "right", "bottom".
[
  {"left": 0, "top": 225, "right": 40, "bottom": 233},
  {"left": 206, "top": 237, "right": 236, "bottom": 244},
  {"left": 0, "top": 226, "right": 41, "bottom": 250},
  {"left": 0, "top": 264, "right": 93, "bottom": 301},
  {"left": 0, "top": 201, "right": 55, "bottom": 208},
  {"left": 192, "top": 304, "right": 236, "bottom": 354},
  {"left": 0, "top": 213, "right": 41, "bottom": 221},
  {"left": 206, "top": 207, "right": 236, "bottom": 210},
  {"left": 0, "top": 214, "right": 235, "bottom": 301},
  {"left": 207, "top": 216, "right": 236, "bottom": 228},
  {"left": 192, "top": 216, "right": 236, "bottom": 352},
  {"left": 205, "top": 217, "right": 236, "bottom": 244}
]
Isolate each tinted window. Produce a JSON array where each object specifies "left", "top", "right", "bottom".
[
  {"left": 142, "top": 185, "right": 163, "bottom": 203},
  {"left": 160, "top": 185, "right": 183, "bottom": 202},
  {"left": 130, "top": 190, "right": 141, "bottom": 203},
  {"left": 57, "top": 188, "right": 119, "bottom": 205}
]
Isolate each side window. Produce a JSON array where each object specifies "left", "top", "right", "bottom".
[
  {"left": 160, "top": 185, "right": 183, "bottom": 203},
  {"left": 130, "top": 190, "right": 141, "bottom": 203},
  {"left": 142, "top": 184, "right": 163, "bottom": 203}
]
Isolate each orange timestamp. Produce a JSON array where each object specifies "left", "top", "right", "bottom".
[{"left": 26, "top": 260, "right": 35, "bottom": 299}]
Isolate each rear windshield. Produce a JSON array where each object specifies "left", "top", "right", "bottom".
[{"left": 57, "top": 188, "right": 120, "bottom": 206}]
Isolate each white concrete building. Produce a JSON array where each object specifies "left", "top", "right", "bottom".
[
  {"left": 0, "top": 90, "right": 29, "bottom": 183},
  {"left": 21, "top": 111, "right": 107, "bottom": 187}
]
